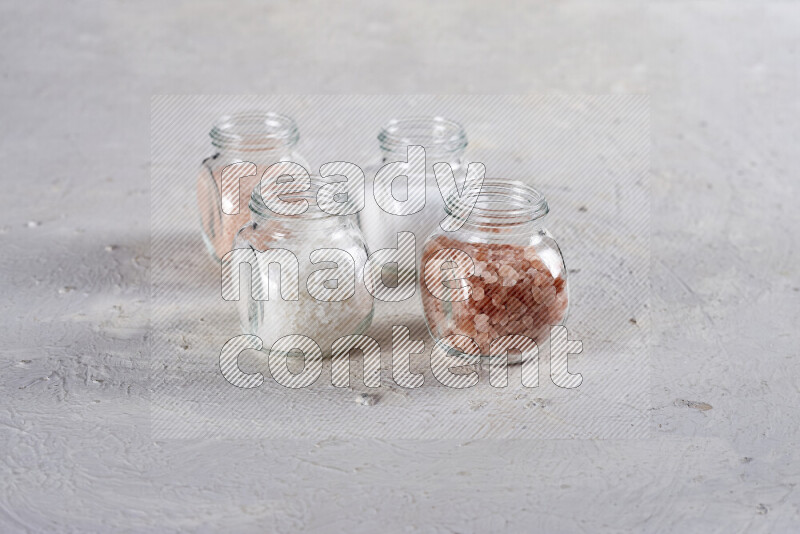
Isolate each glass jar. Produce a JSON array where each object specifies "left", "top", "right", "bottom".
[
  {"left": 358, "top": 117, "right": 468, "bottom": 270},
  {"left": 197, "top": 111, "right": 308, "bottom": 262},
  {"left": 229, "top": 178, "right": 374, "bottom": 353},
  {"left": 420, "top": 180, "right": 568, "bottom": 356}
]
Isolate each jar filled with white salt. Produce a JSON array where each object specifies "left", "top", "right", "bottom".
[
  {"left": 358, "top": 117, "right": 468, "bottom": 273},
  {"left": 197, "top": 111, "right": 309, "bottom": 262},
  {"left": 420, "top": 180, "right": 568, "bottom": 358},
  {"left": 227, "top": 177, "right": 374, "bottom": 354}
]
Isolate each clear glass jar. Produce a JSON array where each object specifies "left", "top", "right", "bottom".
[
  {"left": 230, "top": 178, "right": 374, "bottom": 353},
  {"left": 420, "top": 180, "right": 568, "bottom": 356},
  {"left": 197, "top": 111, "right": 308, "bottom": 262},
  {"left": 358, "top": 117, "right": 468, "bottom": 269}
]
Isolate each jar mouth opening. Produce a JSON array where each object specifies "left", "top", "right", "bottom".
[
  {"left": 249, "top": 175, "right": 339, "bottom": 221},
  {"left": 378, "top": 116, "right": 467, "bottom": 155},
  {"left": 210, "top": 111, "right": 299, "bottom": 151},
  {"left": 445, "top": 179, "right": 549, "bottom": 226}
]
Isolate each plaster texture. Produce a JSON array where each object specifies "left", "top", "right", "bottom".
[{"left": 0, "top": 1, "right": 798, "bottom": 532}]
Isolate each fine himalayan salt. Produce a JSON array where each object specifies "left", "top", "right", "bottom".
[
  {"left": 197, "top": 168, "right": 261, "bottom": 262},
  {"left": 421, "top": 235, "right": 568, "bottom": 354}
]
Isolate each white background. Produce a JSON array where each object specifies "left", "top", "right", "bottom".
[{"left": 1, "top": 1, "right": 798, "bottom": 532}]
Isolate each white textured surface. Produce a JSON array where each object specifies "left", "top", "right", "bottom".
[
  {"left": 1, "top": 1, "right": 799, "bottom": 532},
  {"left": 150, "top": 94, "right": 650, "bottom": 440}
]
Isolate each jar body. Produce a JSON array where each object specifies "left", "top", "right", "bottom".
[
  {"left": 421, "top": 217, "right": 568, "bottom": 356},
  {"left": 358, "top": 174, "right": 453, "bottom": 267},
  {"left": 358, "top": 117, "right": 468, "bottom": 274},
  {"left": 197, "top": 148, "right": 309, "bottom": 262},
  {"left": 232, "top": 214, "right": 374, "bottom": 353},
  {"left": 197, "top": 111, "right": 307, "bottom": 262}
]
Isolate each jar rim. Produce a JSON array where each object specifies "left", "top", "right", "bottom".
[
  {"left": 444, "top": 179, "right": 550, "bottom": 227},
  {"left": 378, "top": 116, "right": 467, "bottom": 155},
  {"left": 210, "top": 110, "right": 299, "bottom": 151},
  {"left": 249, "top": 175, "right": 339, "bottom": 221}
]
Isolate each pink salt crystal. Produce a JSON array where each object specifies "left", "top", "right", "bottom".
[
  {"left": 509, "top": 306, "right": 526, "bottom": 322},
  {"left": 541, "top": 285, "right": 556, "bottom": 304},
  {"left": 523, "top": 247, "right": 538, "bottom": 262},
  {"left": 498, "top": 264, "right": 517, "bottom": 279},
  {"left": 472, "top": 286, "right": 485, "bottom": 301},
  {"left": 476, "top": 332, "right": 490, "bottom": 346},
  {"left": 475, "top": 314, "right": 491, "bottom": 332},
  {"left": 522, "top": 315, "right": 535, "bottom": 329},
  {"left": 481, "top": 269, "right": 498, "bottom": 283},
  {"left": 506, "top": 296, "right": 524, "bottom": 313},
  {"left": 530, "top": 286, "right": 544, "bottom": 304},
  {"left": 533, "top": 262, "right": 548, "bottom": 274},
  {"left": 498, "top": 311, "right": 510, "bottom": 326},
  {"left": 501, "top": 277, "right": 517, "bottom": 287},
  {"left": 533, "top": 272, "right": 548, "bottom": 287}
]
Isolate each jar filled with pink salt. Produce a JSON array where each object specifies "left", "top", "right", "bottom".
[
  {"left": 420, "top": 180, "right": 568, "bottom": 357},
  {"left": 197, "top": 111, "right": 308, "bottom": 262}
]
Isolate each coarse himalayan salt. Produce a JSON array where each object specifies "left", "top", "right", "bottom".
[
  {"left": 227, "top": 179, "right": 375, "bottom": 353},
  {"left": 232, "top": 222, "right": 375, "bottom": 353},
  {"left": 421, "top": 235, "right": 568, "bottom": 354}
]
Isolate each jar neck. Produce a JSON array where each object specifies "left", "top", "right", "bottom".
[
  {"left": 381, "top": 148, "right": 465, "bottom": 173},
  {"left": 446, "top": 180, "right": 550, "bottom": 236},
  {"left": 217, "top": 145, "right": 296, "bottom": 164},
  {"left": 249, "top": 211, "right": 355, "bottom": 236},
  {"left": 378, "top": 117, "right": 467, "bottom": 173},
  {"left": 458, "top": 217, "right": 546, "bottom": 238},
  {"left": 210, "top": 111, "right": 299, "bottom": 159},
  {"left": 247, "top": 177, "right": 355, "bottom": 235}
]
